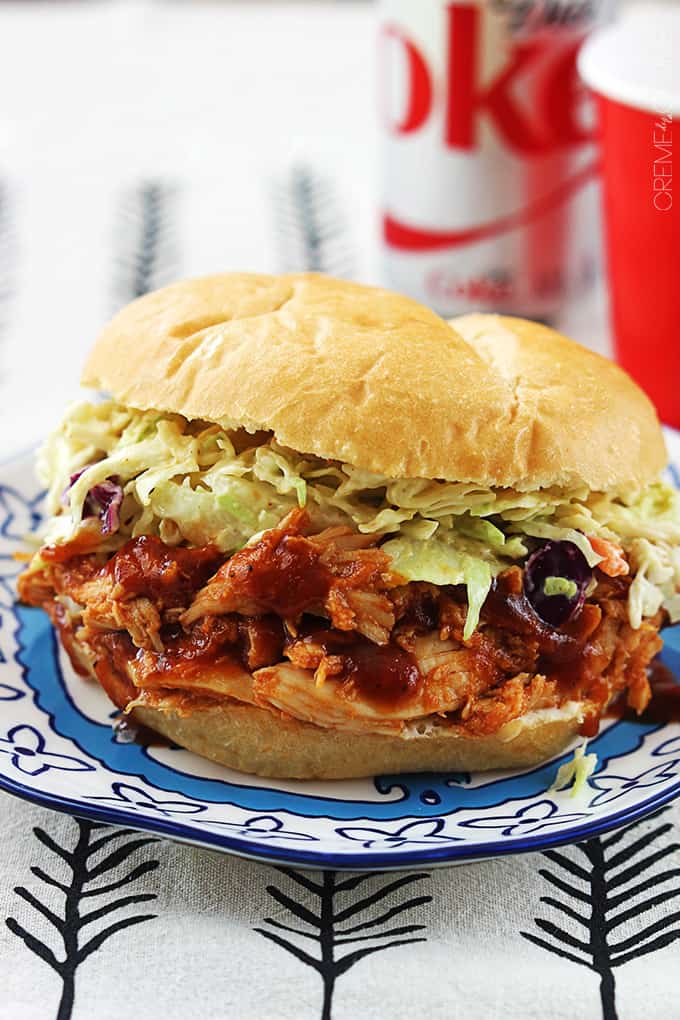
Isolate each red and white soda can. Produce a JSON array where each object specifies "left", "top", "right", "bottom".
[{"left": 378, "top": 0, "right": 611, "bottom": 320}]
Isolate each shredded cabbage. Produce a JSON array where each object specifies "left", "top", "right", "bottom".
[
  {"left": 33, "top": 400, "right": 680, "bottom": 636},
  {"left": 628, "top": 538, "right": 680, "bottom": 629},
  {"left": 382, "top": 536, "right": 496, "bottom": 639},
  {"left": 382, "top": 523, "right": 528, "bottom": 638},
  {"left": 550, "top": 742, "right": 598, "bottom": 797}
]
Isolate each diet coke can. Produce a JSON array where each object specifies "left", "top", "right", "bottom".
[{"left": 379, "top": 0, "right": 613, "bottom": 320}]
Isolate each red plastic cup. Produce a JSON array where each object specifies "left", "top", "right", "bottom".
[{"left": 579, "top": 6, "right": 680, "bottom": 428}]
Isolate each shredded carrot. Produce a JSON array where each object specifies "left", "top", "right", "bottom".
[{"left": 589, "top": 536, "right": 630, "bottom": 577}]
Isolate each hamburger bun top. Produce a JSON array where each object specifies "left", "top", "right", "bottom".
[{"left": 82, "top": 272, "right": 666, "bottom": 492}]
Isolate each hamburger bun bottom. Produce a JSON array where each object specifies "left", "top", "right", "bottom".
[{"left": 130, "top": 698, "right": 586, "bottom": 780}]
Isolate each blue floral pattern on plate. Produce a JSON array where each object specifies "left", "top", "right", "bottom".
[
  {"left": 1, "top": 446, "right": 680, "bottom": 870},
  {"left": 0, "top": 723, "right": 95, "bottom": 778},
  {"left": 335, "top": 819, "right": 460, "bottom": 850},
  {"left": 87, "top": 782, "right": 208, "bottom": 816},
  {"left": 458, "top": 799, "right": 589, "bottom": 837}
]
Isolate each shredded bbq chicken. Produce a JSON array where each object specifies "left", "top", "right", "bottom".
[
  {"left": 181, "top": 509, "right": 401, "bottom": 644},
  {"left": 18, "top": 509, "right": 663, "bottom": 738}
]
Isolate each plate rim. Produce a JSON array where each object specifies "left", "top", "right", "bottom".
[{"left": 1, "top": 767, "right": 680, "bottom": 870}]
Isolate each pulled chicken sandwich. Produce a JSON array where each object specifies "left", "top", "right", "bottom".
[{"left": 17, "top": 273, "right": 680, "bottom": 778}]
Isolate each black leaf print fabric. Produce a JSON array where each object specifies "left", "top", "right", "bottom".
[
  {"left": 112, "top": 180, "right": 178, "bottom": 310},
  {"left": 5, "top": 817, "right": 159, "bottom": 1020},
  {"left": 521, "top": 808, "right": 680, "bottom": 1020},
  {"left": 274, "top": 165, "right": 354, "bottom": 279},
  {"left": 3, "top": 796, "right": 680, "bottom": 1019},
  {"left": 254, "top": 869, "right": 431, "bottom": 1020}
]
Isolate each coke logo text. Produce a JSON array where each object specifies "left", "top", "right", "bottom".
[{"left": 381, "top": 3, "right": 592, "bottom": 154}]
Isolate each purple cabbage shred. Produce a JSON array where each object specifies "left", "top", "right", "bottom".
[{"left": 63, "top": 466, "right": 123, "bottom": 535}]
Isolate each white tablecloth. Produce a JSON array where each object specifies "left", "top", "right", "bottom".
[{"left": 0, "top": 5, "right": 676, "bottom": 1020}]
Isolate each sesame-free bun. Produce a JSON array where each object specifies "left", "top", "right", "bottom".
[
  {"left": 82, "top": 272, "right": 666, "bottom": 493},
  {"left": 130, "top": 698, "right": 585, "bottom": 780}
]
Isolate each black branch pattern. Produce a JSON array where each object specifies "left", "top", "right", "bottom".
[
  {"left": 274, "top": 165, "right": 354, "bottom": 279},
  {"left": 255, "top": 868, "right": 431, "bottom": 1020},
  {"left": 112, "top": 179, "right": 178, "bottom": 309},
  {"left": 6, "top": 818, "right": 160, "bottom": 1020},
  {"left": 521, "top": 809, "right": 680, "bottom": 1020}
]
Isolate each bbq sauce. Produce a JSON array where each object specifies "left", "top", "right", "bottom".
[
  {"left": 109, "top": 535, "right": 223, "bottom": 604},
  {"left": 224, "top": 534, "right": 330, "bottom": 617},
  {"left": 142, "top": 617, "right": 240, "bottom": 679},
  {"left": 295, "top": 625, "right": 422, "bottom": 706},
  {"left": 343, "top": 643, "right": 421, "bottom": 704},
  {"left": 483, "top": 568, "right": 601, "bottom": 670},
  {"left": 602, "top": 660, "right": 680, "bottom": 728},
  {"left": 643, "top": 660, "right": 680, "bottom": 722},
  {"left": 625, "top": 660, "right": 680, "bottom": 724}
]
